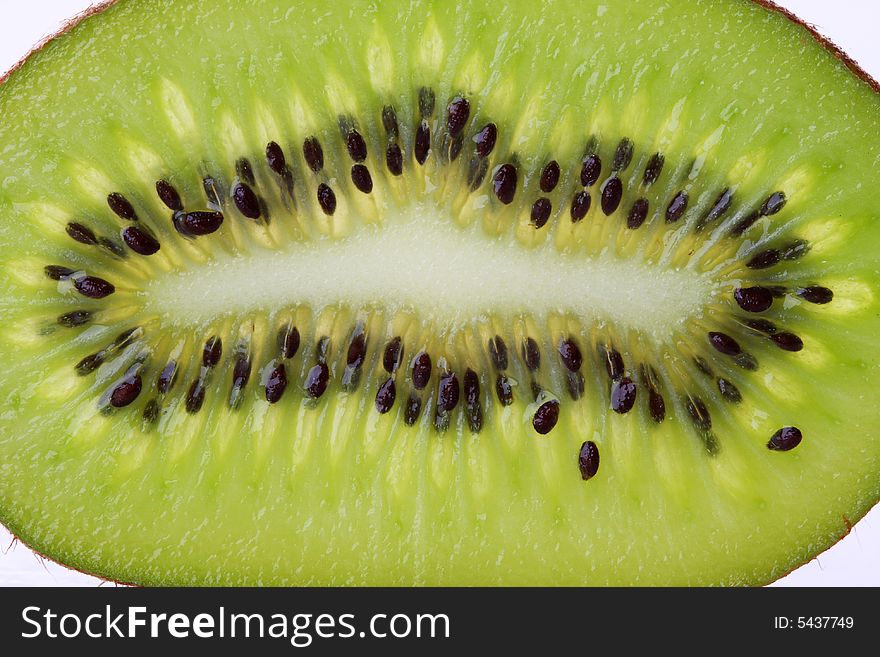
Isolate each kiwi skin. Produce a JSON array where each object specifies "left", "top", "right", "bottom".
[{"left": 0, "top": 1, "right": 878, "bottom": 587}]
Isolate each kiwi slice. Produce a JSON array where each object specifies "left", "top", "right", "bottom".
[{"left": 0, "top": 0, "right": 878, "bottom": 586}]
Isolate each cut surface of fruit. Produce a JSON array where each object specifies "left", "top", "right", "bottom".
[{"left": 0, "top": 0, "right": 878, "bottom": 586}]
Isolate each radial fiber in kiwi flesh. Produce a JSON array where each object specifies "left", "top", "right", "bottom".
[{"left": 0, "top": 0, "right": 878, "bottom": 586}]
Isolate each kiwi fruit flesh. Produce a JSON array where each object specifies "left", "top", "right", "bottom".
[{"left": 0, "top": 0, "right": 879, "bottom": 586}]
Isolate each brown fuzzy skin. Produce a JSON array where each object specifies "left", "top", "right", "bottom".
[
  {"left": 5, "top": 530, "right": 136, "bottom": 587},
  {"left": 0, "top": 0, "right": 875, "bottom": 587}
]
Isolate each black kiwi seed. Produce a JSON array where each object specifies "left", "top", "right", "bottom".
[
  {"left": 266, "top": 141, "right": 286, "bottom": 175},
  {"left": 734, "top": 286, "right": 773, "bottom": 312},
  {"left": 746, "top": 248, "right": 781, "bottom": 270},
  {"left": 580, "top": 154, "right": 601, "bottom": 187},
  {"left": 446, "top": 96, "right": 470, "bottom": 137},
  {"left": 303, "top": 137, "right": 324, "bottom": 172},
  {"left": 185, "top": 379, "right": 206, "bottom": 414},
  {"left": 449, "top": 132, "right": 465, "bottom": 161},
  {"left": 797, "top": 286, "right": 833, "bottom": 304},
  {"left": 75, "top": 352, "right": 105, "bottom": 376},
  {"left": 613, "top": 138, "right": 634, "bottom": 171},
  {"left": 265, "top": 362, "right": 288, "bottom": 403},
  {"left": 404, "top": 394, "right": 421, "bottom": 425},
  {"left": 780, "top": 239, "right": 810, "bottom": 261},
  {"left": 382, "top": 105, "right": 399, "bottom": 138},
  {"left": 495, "top": 374, "right": 513, "bottom": 405},
  {"left": 317, "top": 183, "right": 337, "bottom": 215},
  {"left": 745, "top": 318, "right": 777, "bottom": 334},
  {"left": 346, "top": 130, "right": 367, "bottom": 162},
  {"left": 316, "top": 336, "right": 331, "bottom": 363},
  {"left": 600, "top": 177, "right": 622, "bottom": 215},
  {"left": 693, "top": 356, "right": 713, "bottom": 377},
  {"left": 66, "top": 222, "right": 98, "bottom": 245},
  {"left": 602, "top": 346, "right": 624, "bottom": 381},
  {"left": 415, "top": 122, "right": 431, "bottom": 165},
  {"left": 350, "top": 164, "right": 373, "bottom": 193},
  {"left": 107, "top": 192, "right": 136, "bottom": 220},
  {"left": 708, "top": 331, "right": 741, "bottom": 356},
  {"left": 232, "top": 355, "right": 251, "bottom": 389},
  {"left": 522, "top": 337, "right": 541, "bottom": 371},
  {"left": 155, "top": 180, "right": 183, "bottom": 211},
  {"left": 770, "top": 332, "right": 804, "bottom": 352},
  {"left": 347, "top": 332, "right": 367, "bottom": 369},
  {"left": 642, "top": 153, "right": 665, "bottom": 186},
  {"left": 488, "top": 336, "right": 508, "bottom": 371},
  {"left": 558, "top": 338, "right": 583, "bottom": 372},
  {"left": 474, "top": 123, "right": 497, "bottom": 158},
  {"left": 729, "top": 211, "right": 760, "bottom": 237},
  {"left": 531, "top": 198, "right": 552, "bottom": 228},
  {"left": 611, "top": 377, "right": 637, "bottom": 414},
  {"left": 157, "top": 361, "right": 178, "bottom": 394},
  {"left": 627, "top": 199, "right": 649, "bottom": 229},
  {"left": 142, "top": 399, "right": 160, "bottom": 424},
  {"left": 530, "top": 380, "right": 543, "bottom": 400},
  {"left": 175, "top": 211, "right": 223, "bottom": 236},
  {"left": 468, "top": 157, "right": 489, "bottom": 191},
  {"left": 104, "top": 239, "right": 129, "bottom": 258},
  {"left": 578, "top": 440, "right": 600, "bottom": 480},
  {"left": 734, "top": 352, "right": 759, "bottom": 371},
  {"left": 418, "top": 87, "right": 435, "bottom": 117},
  {"left": 74, "top": 276, "right": 115, "bottom": 299},
  {"left": 305, "top": 362, "right": 330, "bottom": 398},
  {"left": 232, "top": 182, "right": 261, "bottom": 219},
  {"left": 45, "top": 265, "right": 74, "bottom": 280},
  {"left": 493, "top": 164, "right": 517, "bottom": 204},
  {"left": 540, "top": 160, "right": 560, "bottom": 193},
  {"left": 412, "top": 352, "right": 432, "bottom": 390},
  {"left": 760, "top": 191, "right": 786, "bottom": 216},
  {"left": 114, "top": 327, "right": 140, "bottom": 347},
  {"left": 383, "top": 336, "right": 403, "bottom": 374},
  {"left": 717, "top": 378, "right": 742, "bottom": 403},
  {"left": 386, "top": 144, "right": 404, "bottom": 176},
  {"left": 767, "top": 426, "right": 802, "bottom": 451},
  {"left": 698, "top": 188, "right": 733, "bottom": 230},
  {"left": 375, "top": 378, "right": 396, "bottom": 413},
  {"left": 58, "top": 310, "right": 92, "bottom": 327},
  {"left": 463, "top": 369, "right": 482, "bottom": 432},
  {"left": 122, "top": 226, "right": 160, "bottom": 256},
  {"left": 567, "top": 371, "right": 585, "bottom": 400},
  {"left": 99, "top": 240, "right": 124, "bottom": 259},
  {"left": 648, "top": 389, "right": 666, "bottom": 423},
  {"left": 236, "top": 158, "right": 255, "bottom": 185},
  {"left": 203, "top": 337, "right": 223, "bottom": 367},
  {"left": 665, "top": 191, "right": 688, "bottom": 223},
  {"left": 532, "top": 399, "right": 560, "bottom": 435},
  {"left": 98, "top": 237, "right": 122, "bottom": 258},
  {"left": 570, "top": 191, "right": 591, "bottom": 222},
  {"left": 438, "top": 371, "right": 460, "bottom": 412},
  {"left": 278, "top": 325, "right": 301, "bottom": 359},
  {"left": 110, "top": 375, "right": 142, "bottom": 408},
  {"left": 686, "top": 396, "right": 712, "bottom": 432}
]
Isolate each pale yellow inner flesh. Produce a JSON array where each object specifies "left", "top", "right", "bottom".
[{"left": 144, "top": 203, "right": 715, "bottom": 335}]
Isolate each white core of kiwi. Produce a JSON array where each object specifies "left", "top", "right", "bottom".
[{"left": 143, "top": 205, "right": 714, "bottom": 335}]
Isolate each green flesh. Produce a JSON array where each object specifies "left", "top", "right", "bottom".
[{"left": 0, "top": 0, "right": 879, "bottom": 585}]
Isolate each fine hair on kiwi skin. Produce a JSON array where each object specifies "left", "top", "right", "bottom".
[{"left": 0, "top": 0, "right": 879, "bottom": 587}]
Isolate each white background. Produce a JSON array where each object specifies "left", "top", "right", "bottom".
[{"left": 0, "top": 0, "right": 878, "bottom": 586}]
